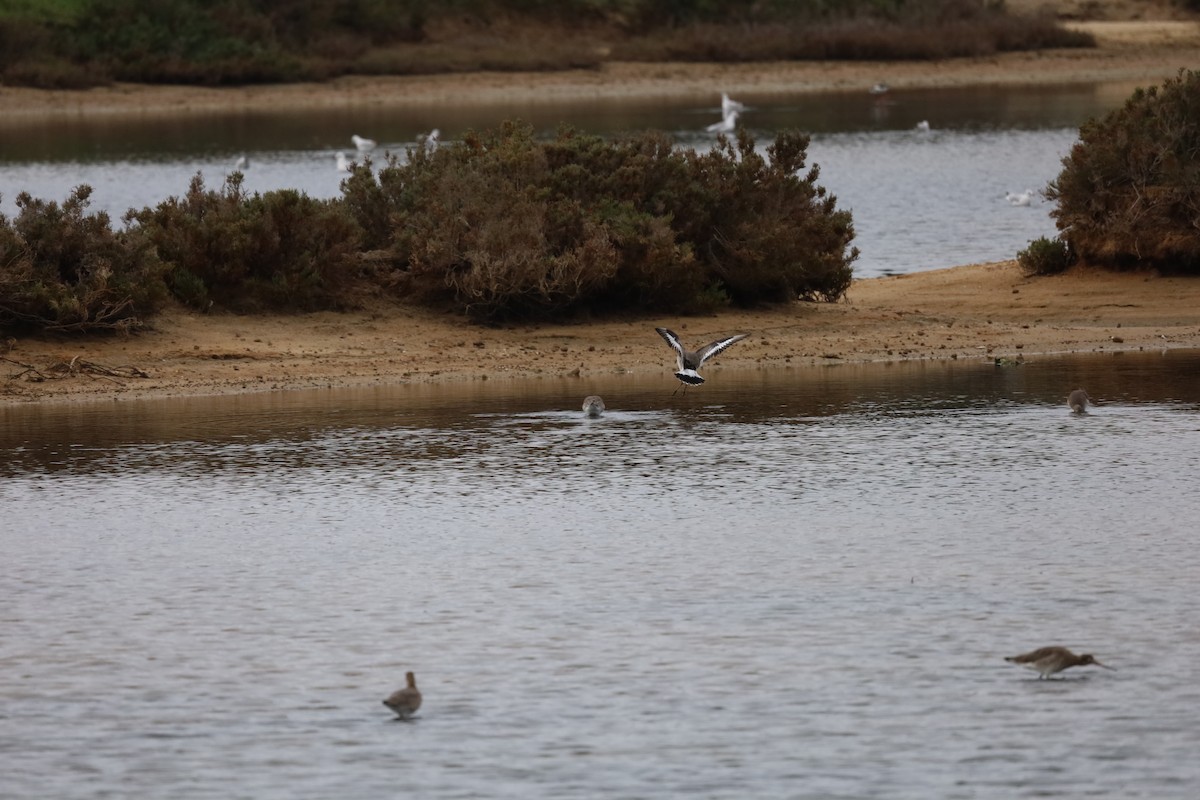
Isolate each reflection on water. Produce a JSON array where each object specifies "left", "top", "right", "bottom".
[
  {"left": 3, "top": 352, "right": 1200, "bottom": 799},
  {"left": 0, "top": 82, "right": 1143, "bottom": 276}
]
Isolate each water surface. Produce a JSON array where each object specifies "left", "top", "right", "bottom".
[{"left": 3, "top": 351, "right": 1199, "bottom": 798}]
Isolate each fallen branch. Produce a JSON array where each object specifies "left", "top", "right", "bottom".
[
  {"left": 2, "top": 355, "right": 149, "bottom": 384},
  {"left": 1, "top": 355, "right": 51, "bottom": 383}
]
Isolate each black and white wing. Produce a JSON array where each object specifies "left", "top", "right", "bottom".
[
  {"left": 695, "top": 333, "right": 749, "bottom": 367},
  {"left": 655, "top": 327, "right": 687, "bottom": 372}
]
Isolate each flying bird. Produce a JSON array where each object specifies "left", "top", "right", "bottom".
[
  {"left": 383, "top": 671, "right": 422, "bottom": 719},
  {"left": 655, "top": 327, "right": 749, "bottom": 391},
  {"left": 1004, "top": 646, "right": 1114, "bottom": 679},
  {"left": 721, "top": 92, "right": 745, "bottom": 117}
]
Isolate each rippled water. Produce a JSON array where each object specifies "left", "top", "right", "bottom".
[
  {"left": 3, "top": 352, "right": 1200, "bottom": 798},
  {"left": 0, "top": 82, "right": 1145, "bottom": 276}
]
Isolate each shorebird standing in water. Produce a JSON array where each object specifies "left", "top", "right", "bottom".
[
  {"left": 383, "top": 671, "right": 422, "bottom": 719},
  {"left": 655, "top": 327, "right": 749, "bottom": 393},
  {"left": 582, "top": 395, "right": 606, "bottom": 418},
  {"left": 1068, "top": 388, "right": 1092, "bottom": 414},
  {"left": 1005, "top": 647, "right": 1114, "bottom": 679}
]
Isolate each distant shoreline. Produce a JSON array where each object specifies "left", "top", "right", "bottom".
[{"left": 1, "top": 22, "right": 1198, "bottom": 121}]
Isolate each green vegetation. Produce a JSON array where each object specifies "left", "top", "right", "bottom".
[
  {"left": 1047, "top": 70, "right": 1200, "bottom": 274},
  {"left": 1016, "top": 236, "right": 1073, "bottom": 276},
  {"left": 0, "top": 0, "right": 1093, "bottom": 88},
  {"left": 0, "top": 125, "right": 858, "bottom": 333}
]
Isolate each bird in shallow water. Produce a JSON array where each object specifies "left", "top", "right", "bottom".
[
  {"left": 383, "top": 671, "right": 422, "bottom": 719},
  {"left": 582, "top": 395, "right": 605, "bottom": 418},
  {"left": 1068, "top": 388, "right": 1092, "bottom": 414},
  {"left": 352, "top": 134, "right": 377, "bottom": 152},
  {"left": 655, "top": 327, "right": 749, "bottom": 393},
  {"left": 706, "top": 109, "right": 740, "bottom": 134},
  {"left": 1005, "top": 646, "right": 1114, "bottom": 679},
  {"left": 721, "top": 92, "right": 745, "bottom": 117}
]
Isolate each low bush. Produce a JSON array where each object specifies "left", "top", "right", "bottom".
[
  {"left": 0, "top": 186, "right": 167, "bottom": 334},
  {"left": 615, "top": 14, "right": 1092, "bottom": 63},
  {"left": 1017, "top": 236, "right": 1074, "bottom": 276},
  {"left": 1047, "top": 70, "right": 1200, "bottom": 273},
  {"left": 345, "top": 122, "right": 856, "bottom": 321},
  {"left": 129, "top": 174, "right": 361, "bottom": 312}
]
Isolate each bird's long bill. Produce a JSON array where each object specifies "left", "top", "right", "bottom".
[{"left": 1095, "top": 659, "right": 1116, "bottom": 670}]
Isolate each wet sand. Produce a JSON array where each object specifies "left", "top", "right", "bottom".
[{"left": 6, "top": 261, "right": 1200, "bottom": 403}]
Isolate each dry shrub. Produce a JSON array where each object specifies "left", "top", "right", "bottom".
[
  {"left": 613, "top": 13, "right": 1092, "bottom": 63},
  {"left": 0, "top": 186, "right": 167, "bottom": 333},
  {"left": 129, "top": 173, "right": 361, "bottom": 311},
  {"left": 1048, "top": 70, "right": 1200, "bottom": 273},
  {"left": 343, "top": 121, "right": 857, "bottom": 321}
]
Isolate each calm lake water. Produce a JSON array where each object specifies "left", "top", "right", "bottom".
[
  {"left": 3, "top": 351, "right": 1200, "bottom": 799},
  {"left": 0, "top": 81, "right": 1149, "bottom": 276}
]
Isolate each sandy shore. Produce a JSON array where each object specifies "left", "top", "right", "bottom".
[
  {"left": 6, "top": 261, "right": 1200, "bottom": 404},
  {"left": 3, "top": 19, "right": 1200, "bottom": 404}
]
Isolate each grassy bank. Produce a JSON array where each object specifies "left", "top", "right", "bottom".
[{"left": 0, "top": 0, "right": 1094, "bottom": 88}]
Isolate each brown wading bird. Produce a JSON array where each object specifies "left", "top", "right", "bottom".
[
  {"left": 383, "top": 671, "right": 422, "bottom": 719},
  {"left": 1005, "top": 646, "right": 1114, "bottom": 679},
  {"left": 655, "top": 328, "right": 749, "bottom": 394},
  {"left": 582, "top": 396, "right": 606, "bottom": 418},
  {"left": 1068, "top": 388, "right": 1093, "bottom": 414}
]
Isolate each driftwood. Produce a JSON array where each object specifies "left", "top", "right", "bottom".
[{"left": 2, "top": 355, "right": 149, "bottom": 384}]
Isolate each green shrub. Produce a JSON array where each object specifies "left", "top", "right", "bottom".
[
  {"left": 1017, "top": 236, "right": 1073, "bottom": 276},
  {"left": 129, "top": 173, "right": 361, "bottom": 311},
  {"left": 0, "top": 186, "right": 167, "bottom": 333},
  {"left": 345, "top": 121, "right": 856, "bottom": 321},
  {"left": 1047, "top": 70, "right": 1200, "bottom": 273}
]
